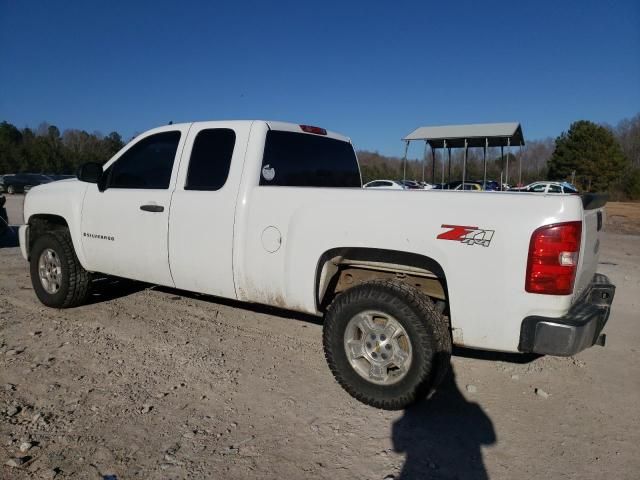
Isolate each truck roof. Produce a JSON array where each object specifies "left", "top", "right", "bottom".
[
  {"left": 265, "top": 120, "right": 350, "bottom": 143},
  {"left": 156, "top": 120, "right": 350, "bottom": 143}
]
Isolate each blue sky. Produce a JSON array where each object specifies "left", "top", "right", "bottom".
[{"left": 1, "top": 0, "right": 638, "bottom": 157}]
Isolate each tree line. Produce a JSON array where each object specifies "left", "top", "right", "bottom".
[
  {"left": 1, "top": 115, "right": 638, "bottom": 199},
  {"left": 0, "top": 121, "right": 124, "bottom": 175}
]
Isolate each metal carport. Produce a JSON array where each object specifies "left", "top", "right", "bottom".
[{"left": 402, "top": 122, "right": 525, "bottom": 189}]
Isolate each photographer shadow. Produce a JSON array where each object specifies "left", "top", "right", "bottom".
[{"left": 392, "top": 367, "right": 496, "bottom": 479}]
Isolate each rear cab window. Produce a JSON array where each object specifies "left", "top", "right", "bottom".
[{"left": 259, "top": 130, "right": 361, "bottom": 187}]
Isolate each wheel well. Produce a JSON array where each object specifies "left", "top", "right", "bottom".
[
  {"left": 27, "top": 214, "right": 70, "bottom": 259},
  {"left": 315, "top": 248, "right": 450, "bottom": 313}
]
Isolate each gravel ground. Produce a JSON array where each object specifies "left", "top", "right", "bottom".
[{"left": 0, "top": 195, "right": 639, "bottom": 479}]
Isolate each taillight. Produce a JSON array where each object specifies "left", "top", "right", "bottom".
[
  {"left": 525, "top": 221, "right": 582, "bottom": 295},
  {"left": 299, "top": 125, "right": 327, "bottom": 135}
]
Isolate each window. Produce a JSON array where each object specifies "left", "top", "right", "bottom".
[
  {"left": 260, "top": 130, "right": 361, "bottom": 187},
  {"left": 530, "top": 184, "right": 547, "bottom": 192},
  {"left": 106, "top": 131, "right": 181, "bottom": 189},
  {"left": 548, "top": 184, "right": 562, "bottom": 193},
  {"left": 185, "top": 129, "right": 235, "bottom": 191},
  {"left": 368, "top": 181, "right": 390, "bottom": 187}
]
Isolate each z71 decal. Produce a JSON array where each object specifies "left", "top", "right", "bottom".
[{"left": 437, "top": 224, "right": 494, "bottom": 247}]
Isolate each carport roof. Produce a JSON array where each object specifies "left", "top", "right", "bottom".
[{"left": 403, "top": 122, "right": 524, "bottom": 148}]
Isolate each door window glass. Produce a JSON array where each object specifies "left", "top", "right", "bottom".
[
  {"left": 106, "top": 131, "right": 181, "bottom": 189},
  {"left": 185, "top": 129, "right": 236, "bottom": 191}
]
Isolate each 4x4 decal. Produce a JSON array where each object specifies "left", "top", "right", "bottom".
[{"left": 437, "top": 224, "right": 494, "bottom": 247}]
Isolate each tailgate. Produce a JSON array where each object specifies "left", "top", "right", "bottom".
[{"left": 573, "top": 194, "right": 607, "bottom": 302}]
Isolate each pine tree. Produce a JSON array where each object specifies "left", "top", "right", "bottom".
[{"left": 547, "top": 120, "right": 628, "bottom": 191}]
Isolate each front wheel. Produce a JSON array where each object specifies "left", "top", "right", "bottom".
[
  {"left": 30, "top": 231, "right": 91, "bottom": 308},
  {"left": 323, "top": 280, "right": 451, "bottom": 410}
]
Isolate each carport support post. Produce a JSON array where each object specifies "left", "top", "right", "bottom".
[
  {"left": 462, "top": 138, "right": 468, "bottom": 186},
  {"left": 500, "top": 145, "right": 504, "bottom": 190},
  {"left": 447, "top": 146, "right": 451, "bottom": 184},
  {"left": 518, "top": 142, "right": 523, "bottom": 187},
  {"left": 402, "top": 140, "right": 409, "bottom": 181},
  {"left": 422, "top": 142, "right": 428, "bottom": 183},
  {"left": 483, "top": 137, "right": 488, "bottom": 188},
  {"left": 442, "top": 140, "right": 447, "bottom": 185},
  {"left": 431, "top": 146, "right": 436, "bottom": 184},
  {"left": 505, "top": 137, "right": 511, "bottom": 186}
]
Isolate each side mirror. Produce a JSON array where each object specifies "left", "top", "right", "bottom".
[{"left": 77, "top": 162, "right": 103, "bottom": 184}]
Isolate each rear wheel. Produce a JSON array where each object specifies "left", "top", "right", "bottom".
[
  {"left": 323, "top": 280, "right": 451, "bottom": 410},
  {"left": 30, "top": 231, "right": 91, "bottom": 308}
]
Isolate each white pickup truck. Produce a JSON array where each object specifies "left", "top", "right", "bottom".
[{"left": 19, "top": 120, "right": 615, "bottom": 409}]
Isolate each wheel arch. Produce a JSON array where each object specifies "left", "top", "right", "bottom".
[
  {"left": 314, "top": 247, "right": 450, "bottom": 314},
  {"left": 26, "top": 214, "right": 71, "bottom": 260}
]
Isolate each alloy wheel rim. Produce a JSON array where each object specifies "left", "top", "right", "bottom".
[
  {"left": 38, "top": 248, "right": 62, "bottom": 294},
  {"left": 343, "top": 310, "right": 413, "bottom": 385}
]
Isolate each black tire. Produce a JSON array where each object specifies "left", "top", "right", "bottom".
[
  {"left": 30, "top": 231, "right": 91, "bottom": 308},
  {"left": 323, "top": 280, "right": 451, "bottom": 410}
]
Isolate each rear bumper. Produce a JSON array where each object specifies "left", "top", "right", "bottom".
[{"left": 518, "top": 274, "right": 615, "bottom": 356}]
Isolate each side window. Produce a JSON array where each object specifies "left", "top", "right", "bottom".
[
  {"left": 106, "top": 131, "right": 181, "bottom": 189},
  {"left": 548, "top": 184, "right": 562, "bottom": 193},
  {"left": 530, "top": 184, "right": 547, "bottom": 192},
  {"left": 185, "top": 129, "right": 236, "bottom": 191}
]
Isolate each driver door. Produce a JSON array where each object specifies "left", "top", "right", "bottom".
[{"left": 80, "top": 125, "right": 189, "bottom": 286}]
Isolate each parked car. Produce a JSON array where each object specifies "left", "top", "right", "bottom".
[
  {"left": 398, "top": 180, "right": 424, "bottom": 190},
  {"left": 511, "top": 181, "right": 578, "bottom": 194},
  {"left": 453, "top": 182, "right": 482, "bottom": 191},
  {"left": 363, "top": 179, "right": 406, "bottom": 190},
  {"left": 433, "top": 180, "right": 474, "bottom": 190},
  {"left": 0, "top": 173, "right": 53, "bottom": 194},
  {"left": 47, "top": 174, "right": 76, "bottom": 182},
  {"left": 473, "top": 180, "right": 501, "bottom": 191},
  {"left": 418, "top": 181, "right": 436, "bottom": 190},
  {"left": 19, "top": 120, "right": 614, "bottom": 410}
]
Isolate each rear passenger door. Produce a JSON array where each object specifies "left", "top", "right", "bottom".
[{"left": 168, "top": 121, "right": 251, "bottom": 299}]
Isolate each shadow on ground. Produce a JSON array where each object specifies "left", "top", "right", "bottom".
[
  {"left": 86, "top": 276, "right": 149, "bottom": 304},
  {"left": 79, "top": 278, "right": 323, "bottom": 325},
  {"left": 392, "top": 367, "right": 496, "bottom": 479}
]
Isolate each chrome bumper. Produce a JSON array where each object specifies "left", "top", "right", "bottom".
[{"left": 518, "top": 274, "right": 615, "bottom": 356}]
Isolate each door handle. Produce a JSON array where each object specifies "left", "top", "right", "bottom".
[{"left": 140, "top": 204, "right": 164, "bottom": 213}]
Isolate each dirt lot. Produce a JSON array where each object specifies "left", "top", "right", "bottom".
[
  {"left": 1, "top": 195, "right": 639, "bottom": 479},
  {"left": 605, "top": 202, "right": 640, "bottom": 235}
]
